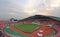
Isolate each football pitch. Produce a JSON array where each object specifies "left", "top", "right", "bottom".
[{"left": 14, "top": 24, "right": 42, "bottom": 33}]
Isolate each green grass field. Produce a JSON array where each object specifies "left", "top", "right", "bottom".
[{"left": 14, "top": 24, "right": 42, "bottom": 33}]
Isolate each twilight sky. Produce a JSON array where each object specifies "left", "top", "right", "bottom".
[{"left": 0, "top": 0, "right": 60, "bottom": 20}]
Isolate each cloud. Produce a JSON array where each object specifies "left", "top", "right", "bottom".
[
  {"left": 30, "top": 0, "right": 60, "bottom": 16},
  {"left": 49, "top": 7, "right": 60, "bottom": 17},
  {"left": 50, "top": 0, "right": 60, "bottom": 7},
  {"left": 0, "top": 0, "right": 29, "bottom": 20},
  {"left": 0, "top": 0, "right": 60, "bottom": 20}
]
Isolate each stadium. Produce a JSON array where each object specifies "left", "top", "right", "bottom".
[{"left": 0, "top": 15, "right": 60, "bottom": 37}]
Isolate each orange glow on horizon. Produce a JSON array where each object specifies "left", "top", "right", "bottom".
[{"left": 36, "top": 11, "right": 51, "bottom": 16}]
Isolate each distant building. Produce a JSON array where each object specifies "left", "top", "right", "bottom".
[{"left": 10, "top": 18, "right": 18, "bottom": 22}]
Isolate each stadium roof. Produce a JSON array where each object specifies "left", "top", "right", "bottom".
[{"left": 18, "top": 15, "right": 60, "bottom": 22}]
